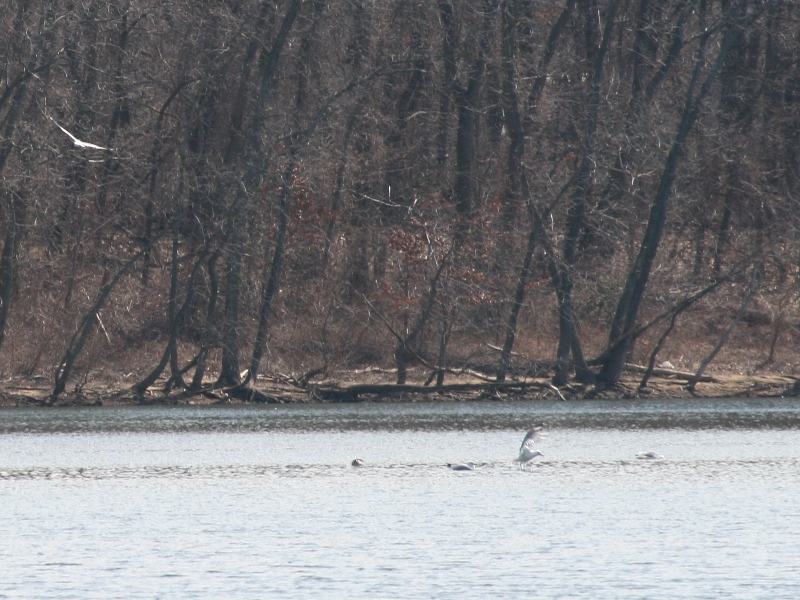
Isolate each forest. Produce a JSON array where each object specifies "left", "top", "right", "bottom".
[{"left": 1, "top": 0, "right": 799, "bottom": 403}]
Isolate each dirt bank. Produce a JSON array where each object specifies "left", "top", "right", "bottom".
[{"left": 1, "top": 366, "right": 797, "bottom": 408}]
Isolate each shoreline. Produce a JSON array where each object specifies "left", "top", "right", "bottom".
[{"left": 1, "top": 367, "right": 797, "bottom": 408}]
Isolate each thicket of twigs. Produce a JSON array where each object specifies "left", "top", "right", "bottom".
[{"left": 1, "top": 1, "right": 799, "bottom": 401}]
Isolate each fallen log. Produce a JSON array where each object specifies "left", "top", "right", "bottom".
[
  {"left": 310, "top": 380, "right": 565, "bottom": 402},
  {"left": 625, "top": 363, "right": 718, "bottom": 383},
  {"left": 145, "top": 384, "right": 293, "bottom": 404},
  {"left": 226, "top": 385, "right": 288, "bottom": 403}
]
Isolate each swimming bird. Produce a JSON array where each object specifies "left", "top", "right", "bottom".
[
  {"left": 514, "top": 423, "right": 545, "bottom": 468},
  {"left": 351, "top": 458, "right": 365, "bottom": 467},
  {"left": 636, "top": 451, "right": 664, "bottom": 460},
  {"left": 448, "top": 462, "right": 476, "bottom": 471},
  {"left": 50, "top": 117, "right": 113, "bottom": 151}
]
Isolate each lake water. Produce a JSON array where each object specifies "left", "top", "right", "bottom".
[{"left": 2, "top": 398, "right": 800, "bottom": 599}]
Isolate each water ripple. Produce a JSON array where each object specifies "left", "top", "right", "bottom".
[{"left": 2, "top": 458, "right": 799, "bottom": 481}]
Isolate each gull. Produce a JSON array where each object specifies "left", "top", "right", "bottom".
[
  {"left": 636, "top": 451, "right": 664, "bottom": 460},
  {"left": 49, "top": 117, "right": 112, "bottom": 151},
  {"left": 351, "top": 458, "right": 365, "bottom": 467},
  {"left": 447, "top": 462, "right": 476, "bottom": 471},
  {"left": 514, "top": 423, "right": 545, "bottom": 468}
]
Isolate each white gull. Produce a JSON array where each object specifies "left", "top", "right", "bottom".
[
  {"left": 50, "top": 117, "right": 112, "bottom": 151},
  {"left": 514, "top": 424, "right": 545, "bottom": 468}
]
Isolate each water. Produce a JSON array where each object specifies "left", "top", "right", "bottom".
[{"left": 2, "top": 399, "right": 800, "bottom": 599}]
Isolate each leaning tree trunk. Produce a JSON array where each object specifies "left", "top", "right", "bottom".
[
  {"left": 598, "top": 3, "right": 766, "bottom": 386},
  {"left": 687, "top": 264, "right": 760, "bottom": 392},
  {"left": 51, "top": 232, "right": 168, "bottom": 403},
  {"left": 395, "top": 256, "right": 449, "bottom": 384}
]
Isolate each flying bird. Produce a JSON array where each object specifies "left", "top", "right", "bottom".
[
  {"left": 514, "top": 423, "right": 545, "bottom": 468},
  {"left": 447, "top": 462, "right": 476, "bottom": 471},
  {"left": 49, "top": 117, "right": 112, "bottom": 151}
]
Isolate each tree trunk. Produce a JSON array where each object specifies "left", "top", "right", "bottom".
[
  {"left": 0, "top": 193, "right": 22, "bottom": 357},
  {"left": 52, "top": 232, "right": 168, "bottom": 403},
  {"left": 436, "top": 0, "right": 457, "bottom": 169},
  {"left": 497, "top": 224, "right": 536, "bottom": 382},
  {"left": 687, "top": 264, "right": 761, "bottom": 392},
  {"left": 395, "top": 256, "right": 449, "bottom": 384},
  {"left": 0, "top": 3, "right": 54, "bottom": 356},
  {"left": 598, "top": 3, "right": 760, "bottom": 386},
  {"left": 553, "top": 0, "right": 618, "bottom": 386},
  {"left": 216, "top": 0, "right": 303, "bottom": 387},
  {"left": 247, "top": 158, "right": 293, "bottom": 384},
  {"left": 496, "top": 0, "right": 575, "bottom": 382},
  {"left": 190, "top": 253, "right": 220, "bottom": 391},
  {"left": 133, "top": 250, "right": 207, "bottom": 396},
  {"left": 451, "top": 0, "right": 497, "bottom": 221}
]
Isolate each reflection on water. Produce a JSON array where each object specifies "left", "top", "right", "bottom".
[
  {"left": 2, "top": 396, "right": 800, "bottom": 434},
  {"left": 2, "top": 399, "right": 800, "bottom": 599}
]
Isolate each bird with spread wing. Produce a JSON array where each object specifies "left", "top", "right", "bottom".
[
  {"left": 49, "top": 116, "right": 112, "bottom": 151},
  {"left": 514, "top": 423, "right": 545, "bottom": 468}
]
